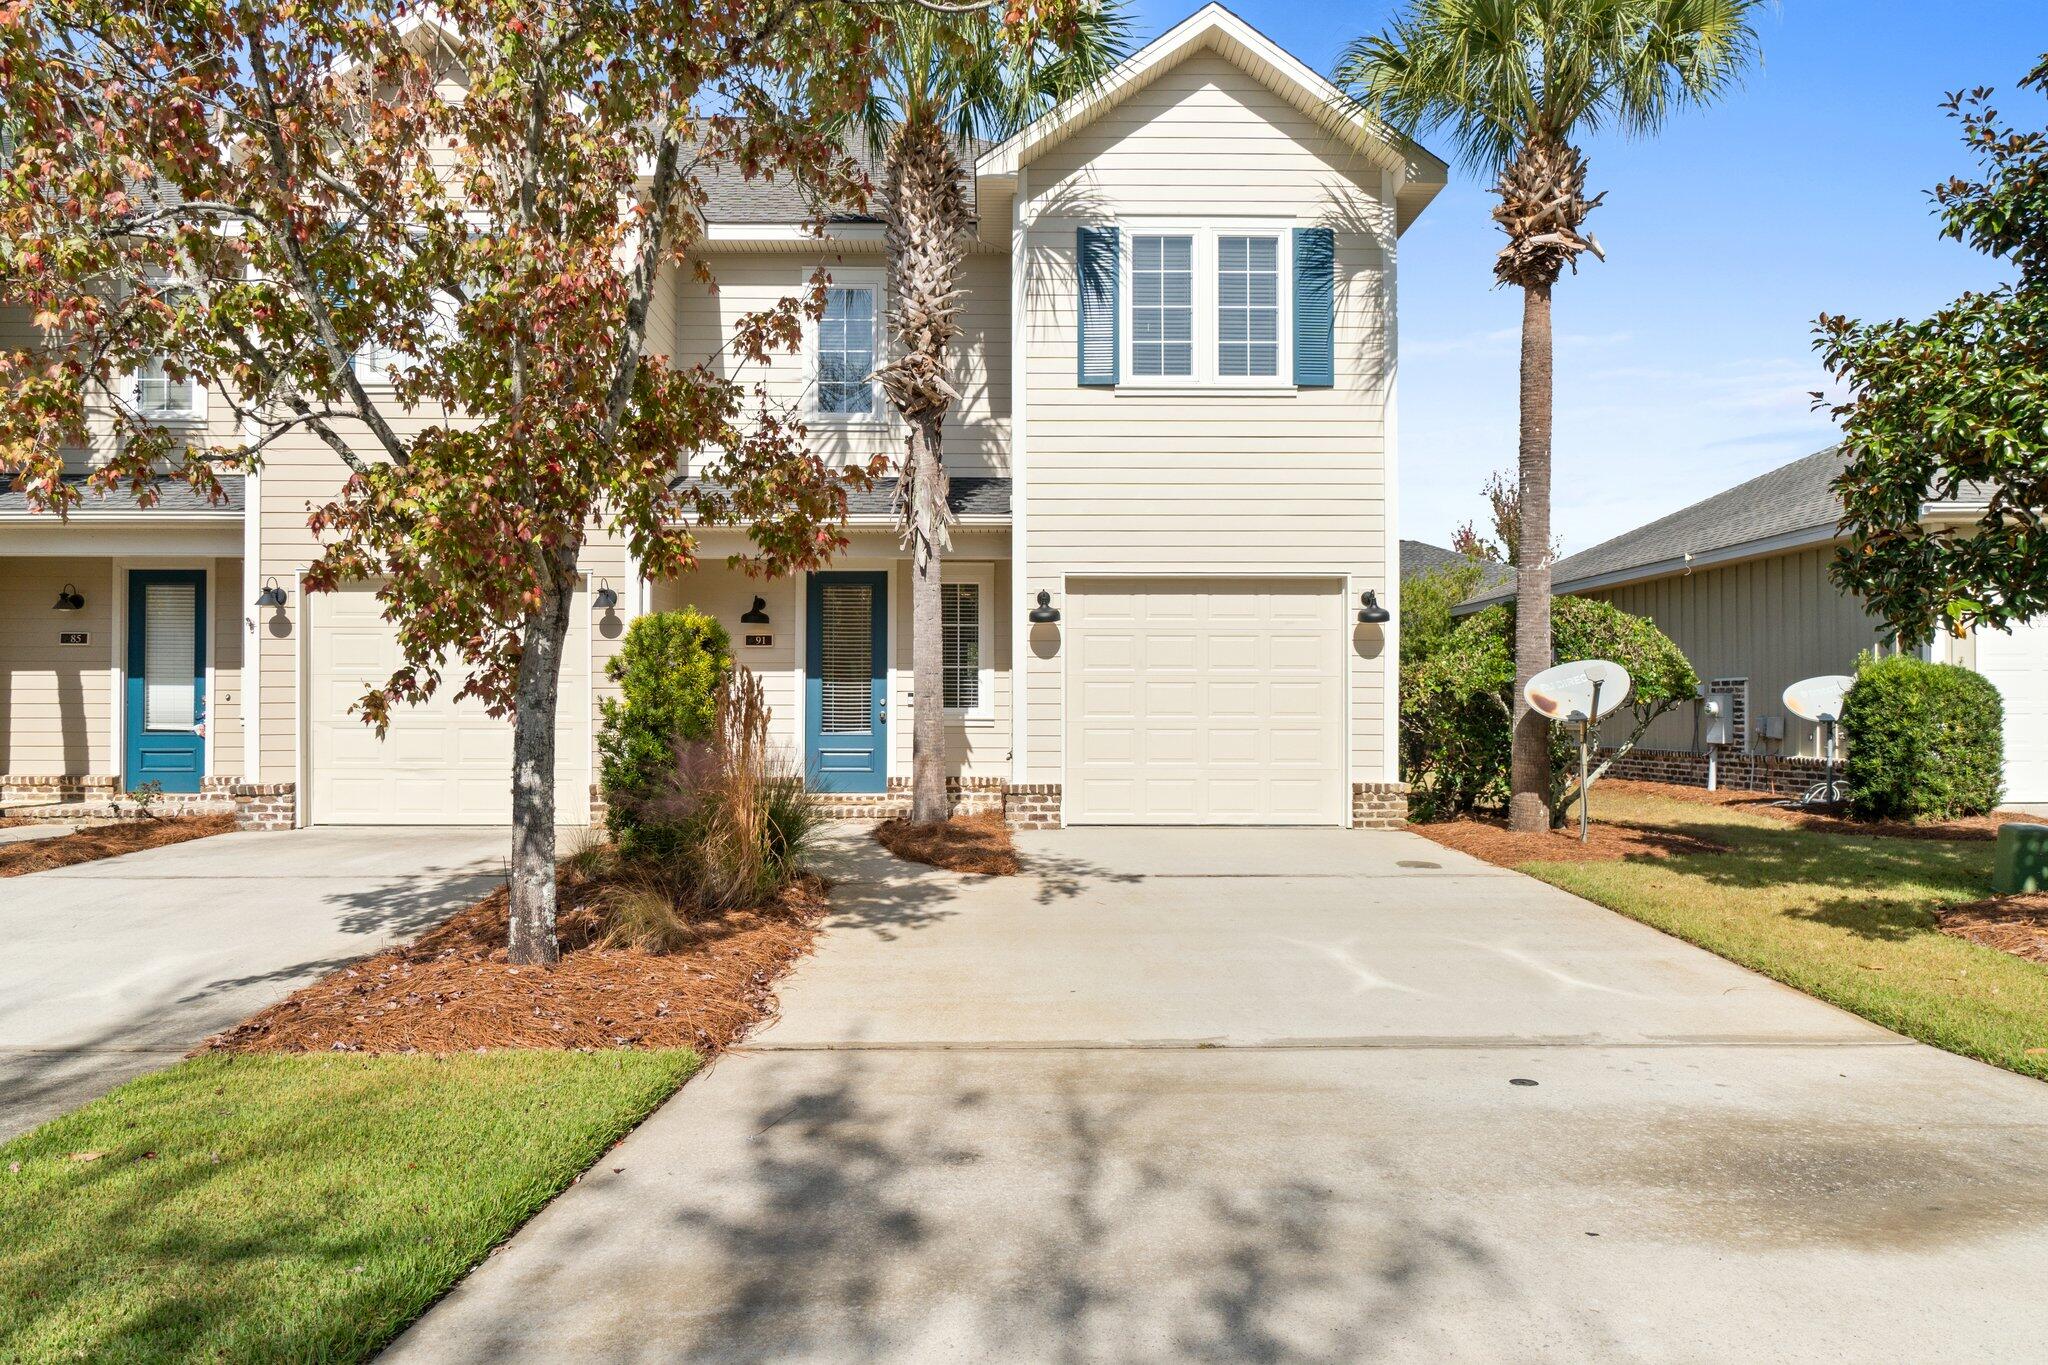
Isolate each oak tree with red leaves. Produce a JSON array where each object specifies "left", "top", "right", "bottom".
[{"left": 0, "top": 0, "right": 1084, "bottom": 962}]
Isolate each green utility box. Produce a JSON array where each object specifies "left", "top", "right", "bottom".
[{"left": 1992, "top": 824, "right": 2048, "bottom": 895}]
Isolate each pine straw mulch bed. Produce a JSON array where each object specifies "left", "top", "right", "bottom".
[
  {"left": 1408, "top": 815, "right": 1730, "bottom": 869},
  {"left": 1935, "top": 894, "right": 2048, "bottom": 966},
  {"left": 0, "top": 813, "right": 236, "bottom": 877},
  {"left": 202, "top": 869, "right": 830, "bottom": 1056},
  {"left": 873, "top": 810, "right": 1021, "bottom": 876},
  {"left": 1598, "top": 778, "right": 2033, "bottom": 842}
]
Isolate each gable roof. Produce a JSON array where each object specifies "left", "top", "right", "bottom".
[
  {"left": 975, "top": 3, "right": 1446, "bottom": 232},
  {"left": 1463, "top": 447, "right": 1849, "bottom": 610}
]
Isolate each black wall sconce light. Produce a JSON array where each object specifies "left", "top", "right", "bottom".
[
  {"left": 593, "top": 580, "right": 620, "bottom": 611},
  {"left": 1357, "top": 590, "right": 1391, "bottom": 625},
  {"left": 1028, "top": 590, "right": 1061, "bottom": 624},
  {"left": 741, "top": 596, "right": 771, "bottom": 625},
  {"left": 254, "top": 577, "right": 288, "bottom": 609},
  {"left": 53, "top": 583, "right": 85, "bottom": 612}
]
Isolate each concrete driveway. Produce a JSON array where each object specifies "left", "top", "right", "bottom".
[
  {"left": 0, "top": 826, "right": 509, "bottom": 1139},
  {"left": 389, "top": 827, "right": 2048, "bottom": 1363}
]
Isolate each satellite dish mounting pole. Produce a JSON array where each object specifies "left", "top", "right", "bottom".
[
  {"left": 1824, "top": 716, "right": 1839, "bottom": 804},
  {"left": 1580, "top": 678, "right": 1603, "bottom": 844}
]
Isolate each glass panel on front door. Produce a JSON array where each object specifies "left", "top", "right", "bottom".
[
  {"left": 143, "top": 583, "right": 198, "bottom": 730},
  {"left": 819, "top": 585, "right": 874, "bottom": 734}
]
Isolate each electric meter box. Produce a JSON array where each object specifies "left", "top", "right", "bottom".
[{"left": 1702, "top": 695, "right": 1732, "bottom": 747}]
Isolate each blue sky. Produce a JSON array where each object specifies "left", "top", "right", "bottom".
[{"left": 1124, "top": 0, "right": 2047, "bottom": 554}]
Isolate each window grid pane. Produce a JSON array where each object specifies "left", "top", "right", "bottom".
[
  {"left": 1131, "top": 235, "right": 1194, "bottom": 378},
  {"left": 818, "top": 286, "right": 875, "bottom": 414},
  {"left": 941, "top": 582, "right": 980, "bottom": 710},
  {"left": 1218, "top": 235, "right": 1279, "bottom": 378}
]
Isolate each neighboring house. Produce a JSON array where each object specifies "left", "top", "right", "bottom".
[
  {"left": 0, "top": 5, "right": 1445, "bottom": 831},
  {"left": 1400, "top": 538, "right": 1512, "bottom": 592},
  {"left": 1458, "top": 446, "right": 2043, "bottom": 801}
]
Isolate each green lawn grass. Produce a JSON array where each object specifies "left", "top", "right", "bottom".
[
  {"left": 0, "top": 1049, "right": 698, "bottom": 1363},
  {"left": 1534, "top": 789, "right": 2048, "bottom": 1079}
]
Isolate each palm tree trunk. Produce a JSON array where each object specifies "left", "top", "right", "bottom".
[
  {"left": 1508, "top": 280, "right": 1554, "bottom": 834},
  {"left": 880, "top": 120, "right": 967, "bottom": 826},
  {"left": 908, "top": 416, "right": 948, "bottom": 823},
  {"left": 507, "top": 551, "right": 576, "bottom": 964}
]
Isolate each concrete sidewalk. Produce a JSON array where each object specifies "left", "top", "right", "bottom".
[
  {"left": 0, "top": 826, "right": 509, "bottom": 1138},
  {"left": 388, "top": 827, "right": 2048, "bottom": 1363}
]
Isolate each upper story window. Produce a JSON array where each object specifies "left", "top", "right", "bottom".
[
  {"left": 1217, "top": 235, "right": 1280, "bottom": 378},
  {"left": 134, "top": 354, "right": 202, "bottom": 422},
  {"left": 1119, "top": 225, "right": 1292, "bottom": 389},
  {"left": 1130, "top": 234, "right": 1194, "bottom": 378},
  {"left": 130, "top": 271, "right": 205, "bottom": 424},
  {"left": 813, "top": 276, "right": 881, "bottom": 419}
]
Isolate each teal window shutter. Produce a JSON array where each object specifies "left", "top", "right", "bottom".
[
  {"left": 1293, "top": 227, "right": 1335, "bottom": 387},
  {"left": 1077, "top": 226, "right": 1119, "bottom": 386}
]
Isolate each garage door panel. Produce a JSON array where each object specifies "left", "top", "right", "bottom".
[
  {"left": 1066, "top": 578, "right": 1345, "bottom": 825},
  {"left": 1976, "top": 622, "right": 2048, "bottom": 802},
  {"left": 309, "top": 584, "right": 589, "bottom": 825}
]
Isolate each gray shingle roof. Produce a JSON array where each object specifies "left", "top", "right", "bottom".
[
  {"left": 698, "top": 137, "right": 986, "bottom": 226},
  {"left": 1401, "top": 539, "right": 1512, "bottom": 595},
  {"left": 0, "top": 473, "right": 244, "bottom": 516},
  {"left": 1465, "top": 446, "right": 1848, "bottom": 608},
  {"left": 674, "top": 474, "right": 1010, "bottom": 521}
]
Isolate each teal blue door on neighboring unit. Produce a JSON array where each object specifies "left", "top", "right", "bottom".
[
  {"left": 125, "top": 568, "right": 207, "bottom": 793},
  {"left": 806, "top": 571, "right": 888, "bottom": 793}
]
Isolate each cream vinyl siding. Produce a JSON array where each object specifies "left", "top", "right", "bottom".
[
  {"left": 1018, "top": 50, "right": 1396, "bottom": 784},
  {"left": 670, "top": 250, "right": 1012, "bottom": 477},
  {"left": 209, "top": 558, "right": 244, "bottom": 776},
  {"left": 1587, "top": 545, "right": 1890, "bottom": 759},
  {"left": 649, "top": 568, "right": 804, "bottom": 760},
  {"left": 0, "top": 557, "right": 115, "bottom": 775}
]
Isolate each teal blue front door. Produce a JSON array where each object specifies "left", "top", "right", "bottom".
[
  {"left": 806, "top": 571, "right": 888, "bottom": 793},
  {"left": 125, "top": 569, "right": 207, "bottom": 793}
]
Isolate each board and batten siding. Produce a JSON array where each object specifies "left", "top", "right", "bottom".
[
  {"left": 1587, "top": 544, "right": 1890, "bottom": 759},
  {"left": 1017, "top": 50, "right": 1398, "bottom": 785}
]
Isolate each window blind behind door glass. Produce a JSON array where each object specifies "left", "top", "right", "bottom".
[
  {"left": 820, "top": 584, "right": 874, "bottom": 733},
  {"left": 144, "top": 582, "right": 198, "bottom": 730}
]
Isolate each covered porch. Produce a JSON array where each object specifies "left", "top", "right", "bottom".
[
  {"left": 0, "top": 478, "right": 249, "bottom": 816},
  {"left": 651, "top": 477, "right": 1013, "bottom": 816}
]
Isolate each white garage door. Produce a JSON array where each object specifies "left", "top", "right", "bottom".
[
  {"left": 1066, "top": 578, "right": 1347, "bottom": 825},
  {"left": 308, "top": 585, "right": 591, "bottom": 824},
  {"left": 1974, "top": 620, "right": 2048, "bottom": 803}
]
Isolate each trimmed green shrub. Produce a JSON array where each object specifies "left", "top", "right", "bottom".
[
  {"left": 597, "top": 608, "right": 732, "bottom": 855},
  {"left": 1403, "top": 596, "right": 1699, "bottom": 822},
  {"left": 1400, "top": 561, "right": 1487, "bottom": 673},
  {"left": 1840, "top": 654, "right": 2003, "bottom": 820}
]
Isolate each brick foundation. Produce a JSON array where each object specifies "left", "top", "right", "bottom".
[
  {"left": 814, "top": 777, "right": 1007, "bottom": 822},
  {"left": 0, "top": 774, "right": 118, "bottom": 806},
  {"left": 229, "top": 782, "right": 297, "bottom": 831},
  {"left": 1002, "top": 782, "right": 1062, "bottom": 831},
  {"left": 1350, "top": 781, "right": 1412, "bottom": 829},
  {"left": 1598, "top": 747, "right": 1834, "bottom": 798}
]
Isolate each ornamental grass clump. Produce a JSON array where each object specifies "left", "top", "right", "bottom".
[{"left": 1841, "top": 654, "right": 2004, "bottom": 821}]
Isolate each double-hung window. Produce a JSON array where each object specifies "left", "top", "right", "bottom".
[
  {"left": 1120, "top": 226, "right": 1292, "bottom": 388},
  {"left": 940, "top": 565, "right": 992, "bottom": 718},
  {"left": 813, "top": 275, "right": 881, "bottom": 418},
  {"left": 131, "top": 271, "right": 204, "bottom": 424}
]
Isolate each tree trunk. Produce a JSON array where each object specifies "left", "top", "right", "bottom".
[
  {"left": 908, "top": 415, "right": 948, "bottom": 823},
  {"left": 507, "top": 554, "right": 576, "bottom": 965},
  {"left": 879, "top": 120, "right": 967, "bottom": 828},
  {"left": 1508, "top": 280, "right": 1555, "bottom": 834}
]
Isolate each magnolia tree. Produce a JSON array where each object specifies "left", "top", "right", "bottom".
[{"left": 0, "top": 0, "right": 1080, "bottom": 963}]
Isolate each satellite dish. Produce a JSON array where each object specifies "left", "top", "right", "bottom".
[
  {"left": 1524, "top": 659, "right": 1632, "bottom": 724},
  {"left": 1783, "top": 675, "right": 1854, "bottom": 725}
]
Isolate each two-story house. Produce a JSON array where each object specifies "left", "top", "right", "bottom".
[{"left": 0, "top": 5, "right": 1444, "bottom": 831}]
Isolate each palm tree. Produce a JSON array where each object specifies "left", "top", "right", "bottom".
[
  {"left": 847, "top": 3, "right": 1126, "bottom": 825},
  {"left": 1339, "top": 0, "right": 1762, "bottom": 832}
]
